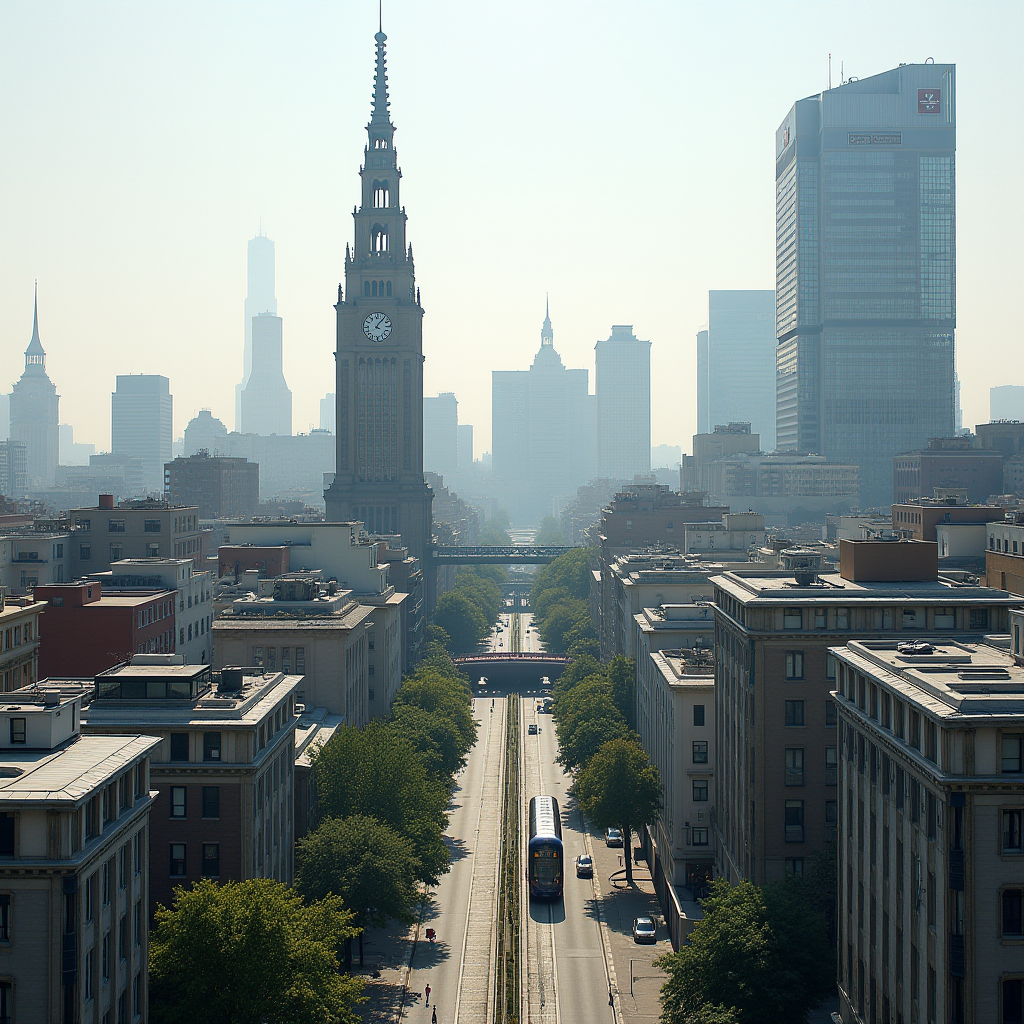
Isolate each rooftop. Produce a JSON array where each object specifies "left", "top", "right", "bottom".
[
  {"left": 652, "top": 647, "right": 716, "bottom": 685},
  {"left": 0, "top": 733, "right": 159, "bottom": 805},
  {"left": 833, "top": 639, "right": 1024, "bottom": 720}
]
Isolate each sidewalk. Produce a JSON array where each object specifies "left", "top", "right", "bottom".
[{"left": 353, "top": 915, "right": 420, "bottom": 1024}]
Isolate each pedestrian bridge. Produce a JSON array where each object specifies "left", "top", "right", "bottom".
[
  {"left": 455, "top": 652, "right": 571, "bottom": 687},
  {"left": 432, "top": 545, "right": 577, "bottom": 565}
]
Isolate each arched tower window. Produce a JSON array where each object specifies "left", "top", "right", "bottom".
[
  {"left": 372, "top": 180, "right": 390, "bottom": 208},
  {"left": 386, "top": 281, "right": 392, "bottom": 297},
  {"left": 371, "top": 281, "right": 378, "bottom": 297},
  {"left": 378, "top": 280, "right": 385, "bottom": 296},
  {"left": 364, "top": 281, "right": 371, "bottom": 297},
  {"left": 371, "top": 225, "right": 389, "bottom": 253}
]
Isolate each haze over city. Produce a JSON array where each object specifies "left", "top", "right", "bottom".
[{"left": 2, "top": 0, "right": 1021, "bottom": 453}]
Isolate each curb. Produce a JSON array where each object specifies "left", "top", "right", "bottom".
[
  {"left": 581, "top": 817, "right": 621, "bottom": 1022},
  {"left": 393, "top": 906, "right": 425, "bottom": 1022}
]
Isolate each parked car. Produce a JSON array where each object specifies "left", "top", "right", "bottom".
[
  {"left": 632, "top": 916, "right": 657, "bottom": 944},
  {"left": 575, "top": 854, "right": 593, "bottom": 878},
  {"left": 604, "top": 828, "right": 623, "bottom": 847},
  {"left": 528, "top": 723, "right": 538, "bottom": 735}
]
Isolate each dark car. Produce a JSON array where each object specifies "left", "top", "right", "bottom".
[
  {"left": 528, "top": 723, "right": 538, "bottom": 735},
  {"left": 632, "top": 916, "right": 657, "bottom": 943},
  {"left": 575, "top": 854, "right": 593, "bottom": 878}
]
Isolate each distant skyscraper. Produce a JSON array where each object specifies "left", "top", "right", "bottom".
[
  {"left": 111, "top": 375, "right": 172, "bottom": 495},
  {"left": 492, "top": 304, "right": 594, "bottom": 523},
  {"left": 991, "top": 385, "right": 1024, "bottom": 423},
  {"left": 240, "top": 313, "right": 292, "bottom": 436},
  {"left": 595, "top": 324, "right": 651, "bottom": 480},
  {"left": 423, "top": 393, "right": 458, "bottom": 478},
  {"left": 457, "top": 424, "right": 474, "bottom": 470},
  {"left": 236, "top": 232, "right": 278, "bottom": 430},
  {"left": 183, "top": 410, "right": 228, "bottom": 456},
  {"left": 695, "top": 329, "right": 709, "bottom": 434},
  {"left": 0, "top": 440, "right": 28, "bottom": 498},
  {"left": 319, "top": 394, "right": 336, "bottom": 433},
  {"left": 704, "top": 291, "right": 776, "bottom": 450},
  {"left": 775, "top": 64, "right": 956, "bottom": 505},
  {"left": 10, "top": 287, "right": 59, "bottom": 488},
  {"left": 323, "top": 25, "right": 433, "bottom": 561}
]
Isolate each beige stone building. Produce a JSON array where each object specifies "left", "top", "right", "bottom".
[
  {"left": 832, "top": 637, "right": 1024, "bottom": 1024},
  {"left": 0, "top": 596, "right": 43, "bottom": 693},
  {"left": 0, "top": 690, "right": 158, "bottom": 1023}
]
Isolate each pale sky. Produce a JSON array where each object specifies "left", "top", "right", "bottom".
[{"left": 2, "top": 1, "right": 1022, "bottom": 457}]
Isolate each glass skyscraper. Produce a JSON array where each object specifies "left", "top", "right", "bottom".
[{"left": 775, "top": 64, "right": 956, "bottom": 506}]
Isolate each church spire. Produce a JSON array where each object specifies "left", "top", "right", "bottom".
[
  {"left": 541, "top": 295, "right": 553, "bottom": 346},
  {"left": 370, "top": 23, "right": 392, "bottom": 127},
  {"left": 25, "top": 281, "right": 46, "bottom": 368}
]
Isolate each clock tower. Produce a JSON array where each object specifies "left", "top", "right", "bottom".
[{"left": 324, "top": 25, "right": 433, "bottom": 567}]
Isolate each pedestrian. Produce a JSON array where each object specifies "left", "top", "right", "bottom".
[
  {"left": 425, "top": 983, "right": 430, "bottom": 1006},
  {"left": 432, "top": 1008, "right": 437, "bottom": 1024}
]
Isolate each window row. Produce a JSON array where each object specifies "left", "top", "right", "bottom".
[
  {"left": 169, "top": 785, "right": 220, "bottom": 820},
  {"left": 170, "top": 842, "right": 220, "bottom": 879}
]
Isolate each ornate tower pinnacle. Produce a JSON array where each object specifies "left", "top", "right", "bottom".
[
  {"left": 370, "top": 28, "right": 391, "bottom": 127},
  {"left": 26, "top": 281, "right": 46, "bottom": 370},
  {"left": 541, "top": 294, "right": 553, "bottom": 346}
]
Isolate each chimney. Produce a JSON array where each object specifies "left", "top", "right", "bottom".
[{"left": 99, "top": 494, "right": 115, "bottom": 510}]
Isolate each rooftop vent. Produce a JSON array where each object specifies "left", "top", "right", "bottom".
[
  {"left": 897, "top": 642, "right": 935, "bottom": 656},
  {"left": 793, "top": 569, "right": 818, "bottom": 587},
  {"left": 220, "top": 667, "right": 244, "bottom": 692}
]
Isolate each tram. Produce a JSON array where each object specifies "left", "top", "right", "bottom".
[{"left": 527, "top": 795, "right": 564, "bottom": 899}]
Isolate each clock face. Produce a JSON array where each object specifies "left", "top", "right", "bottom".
[{"left": 363, "top": 312, "right": 393, "bottom": 342}]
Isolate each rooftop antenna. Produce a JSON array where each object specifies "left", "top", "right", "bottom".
[
  {"left": 828, "top": 53, "right": 832, "bottom": 91},
  {"left": 379, "top": 0, "right": 382, "bottom": 32}
]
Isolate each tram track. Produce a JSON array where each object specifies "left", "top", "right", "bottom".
[{"left": 494, "top": 694, "right": 521, "bottom": 1024}]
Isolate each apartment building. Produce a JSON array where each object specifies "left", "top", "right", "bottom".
[
  {"left": 77, "top": 662, "right": 299, "bottom": 917},
  {"left": 0, "top": 691, "right": 158, "bottom": 1024},
  {"left": 0, "top": 595, "right": 43, "bottom": 692},
  {"left": 987, "top": 516, "right": 1024, "bottom": 597},
  {"left": 637, "top": 647, "right": 715, "bottom": 945},
  {"left": 832, "top": 637, "right": 1024, "bottom": 1024},
  {"left": 711, "top": 539, "right": 1020, "bottom": 885}
]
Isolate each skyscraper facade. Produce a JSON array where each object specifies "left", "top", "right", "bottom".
[
  {"left": 695, "top": 329, "right": 709, "bottom": 435},
  {"left": 775, "top": 64, "right": 956, "bottom": 505},
  {"left": 595, "top": 324, "right": 651, "bottom": 480},
  {"left": 323, "top": 27, "right": 433, "bottom": 562},
  {"left": 705, "top": 291, "right": 776, "bottom": 451},
  {"left": 111, "top": 375, "right": 172, "bottom": 495},
  {"left": 9, "top": 288, "right": 59, "bottom": 488},
  {"left": 236, "top": 233, "right": 277, "bottom": 430},
  {"left": 492, "top": 306, "right": 594, "bottom": 524},
  {"left": 423, "top": 393, "right": 458, "bottom": 478},
  {"left": 240, "top": 312, "right": 292, "bottom": 436}
]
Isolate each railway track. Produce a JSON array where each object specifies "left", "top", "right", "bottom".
[{"left": 495, "top": 694, "right": 521, "bottom": 1024}]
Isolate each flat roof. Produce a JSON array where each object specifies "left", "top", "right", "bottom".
[
  {"left": 651, "top": 648, "right": 715, "bottom": 686},
  {"left": 712, "top": 570, "right": 1018, "bottom": 605},
  {"left": 0, "top": 734, "right": 159, "bottom": 805},
  {"left": 833, "top": 639, "right": 1024, "bottom": 720}
]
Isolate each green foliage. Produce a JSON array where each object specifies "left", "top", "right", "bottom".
[
  {"left": 539, "top": 598, "right": 593, "bottom": 653},
  {"left": 392, "top": 671, "right": 477, "bottom": 754},
  {"left": 657, "top": 878, "right": 833, "bottom": 1024},
  {"left": 553, "top": 653, "right": 603, "bottom": 698},
  {"left": 577, "top": 737, "right": 661, "bottom": 882},
  {"left": 534, "top": 515, "right": 568, "bottom": 545},
  {"left": 312, "top": 723, "right": 450, "bottom": 885},
  {"left": 532, "top": 585, "right": 573, "bottom": 623},
  {"left": 390, "top": 702, "right": 468, "bottom": 779},
  {"left": 296, "top": 815, "right": 420, "bottom": 930},
  {"left": 433, "top": 590, "right": 489, "bottom": 653},
  {"left": 566, "top": 635, "right": 601, "bottom": 660},
  {"left": 532, "top": 546, "right": 592, "bottom": 604},
  {"left": 608, "top": 655, "right": 637, "bottom": 729},
  {"left": 149, "top": 879, "right": 363, "bottom": 1024}
]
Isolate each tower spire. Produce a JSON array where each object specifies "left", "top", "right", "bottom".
[
  {"left": 541, "top": 295, "right": 553, "bottom": 346},
  {"left": 370, "top": 18, "right": 391, "bottom": 126},
  {"left": 25, "top": 281, "right": 46, "bottom": 369}
]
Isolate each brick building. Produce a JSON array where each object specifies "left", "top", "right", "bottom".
[
  {"left": 34, "top": 582, "right": 176, "bottom": 677},
  {"left": 164, "top": 452, "right": 259, "bottom": 518},
  {"left": 892, "top": 500, "right": 1006, "bottom": 543},
  {"left": 893, "top": 437, "right": 1004, "bottom": 504},
  {"left": 0, "top": 595, "right": 43, "bottom": 692},
  {"left": 987, "top": 515, "right": 1024, "bottom": 597},
  {"left": 711, "top": 539, "right": 1020, "bottom": 884}
]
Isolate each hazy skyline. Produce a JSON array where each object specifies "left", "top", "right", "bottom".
[{"left": 2, "top": 1, "right": 1021, "bottom": 458}]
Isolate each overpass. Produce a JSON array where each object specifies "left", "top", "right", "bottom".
[
  {"left": 432, "top": 545, "right": 577, "bottom": 566},
  {"left": 455, "top": 652, "right": 571, "bottom": 687}
]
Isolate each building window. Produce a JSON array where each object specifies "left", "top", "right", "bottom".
[
  {"left": 296, "top": 647, "right": 305, "bottom": 672},
  {"left": 119, "top": 846, "right": 127, "bottom": 889},
  {"left": 170, "top": 787, "right": 186, "bottom": 818},
  {"left": 169, "top": 844, "right": 186, "bottom": 877},
  {"left": 814, "top": 609, "right": 826, "bottom": 630},
  {"left": 79, "top": 518, "right": 91, "bottom": 531},
  {"left": 1002, "top": 889, "right": 1024, "bottom": 939},
  {"left": 692, "top": 779, "right": 709, "bottom": 802},
  {"left": 85, "top": 874, "right": 94, "bottom": 921},
  {"left": 9, "top": 719, "right": 25, "bottom": 744},
  {"left": 1003, "top": 735, "right": 1024, "bottom": 774},
  {"left": 102, "top": 932, "right": 110, "bottom": 980},
  {"left": 785, "top": 700, "right": 805, "bottom": 727},
  {"left": 825, "top": 746, "right": 838, "bottom": 785},
  {"left": 825, "top": 799, "right": 838, "bottom": 831},
  {"left": 1003, "top": 980, "right": 1024, "bottom": 1024},
  {"left": 108, "top": 519, "right": 126, "bottom": 533},
  {"left": 902, "top": 608, "right": 924, "bottom": 629},
  {"left": 282, "top": 648, "right": 291, "bottom": 672},
  {"left": 80, "top": 542, "right": 91, "bottom": 560},
  {"left": 119, "top": 912, "right": 128, "bottom": 960},
  {"left": 0, "top": 894, "right": 9, "bottom": 942},
  {"left": 144, "top": 520, "right": 161, "bottom": 533},
  {"left": 109, "top": 543, "right": 122, "bottom": 561},
  {"left": 785, "top": 748, "right": 805, "bottom": 786},
  {"left": 102, "top": 860, "right": 111, "bottom": 904},
  {"left": 693, "top": 704, "right": 705, "bottom": 727},
  {"left": 202, "top": 843, "right": 220, "bottom": 878},
  {"left": 783, "top": 608, "right": 803, "bottom": 629},
  {"left": 785, "top": 858, "right": 804, "bottom": 877},
  {"left": 202, "top": 787, "right": 220, "bottom": 819},
  {"left": 691, "top": 827, "right": 709, "bottom": 846},
  {"left": 1004, "top": 810, "right": 1024, "bottom": 854},
  {"left": 169, "top": 733, "right": 189, "bottom": 761},
  {"left": 692, "top": 740, "right": 709, "bottom": 764},
  {"left": 785, "top": 651, "right": 805, "bottom": 680},
  {"left": 969, "top": 608, "right": 989, "bottom": 631},
  {"left": 253, "top": 647, "right": 264, "bottom": 667},
  {"left": 785, "top": 800, "right": 805, "bottom": 842},
  {"left": 266, "top": 647, "right": 276, "bottom": 670},
  {"left": 934, "top": 607, "right": 956, "bottom": 629},
  {"left": 85, "top": 949, "right": 93, "bottom": 1000},
  {"left": 203, "top": 732, "right": 221, "bottom": 762}
]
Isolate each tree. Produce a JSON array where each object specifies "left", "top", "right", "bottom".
[
  {"left": 656, "top": 878, "right": 833, "bottom": 1024},
  {"left": 577, "top": 738, "right": 662, "bottom": 884},
  {"left": 296, "top": 815, "right": 420, "bottom": 966},
  {"left": 553, "top": 654, "right": 604, "bottom": 699},
  {"left": 392, "top": 671, "right": 477, "bottom": 753},
  {"left": 532, "top": 547, "right": 591, "bottom": 604},
  {"left": 390, "top": 703, "right": 468, "bottom": 780},
  {"left": 539, "top": 598, "right": 592, "bottom": 652},
  {"left": 534, "top": 515, "right": 568, "bottom": 545},
  {"left": 149, "top": 879, "right": 362, "bottom": 1024},
  {"left": 607, "top": 655, "right": 637, "bottom": 729},
  {"left": 313, "top": 724, "right": 450, "bottom": 885},
  {"left": 433, "top": 590, "right": 488, "bottom": 653}
]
